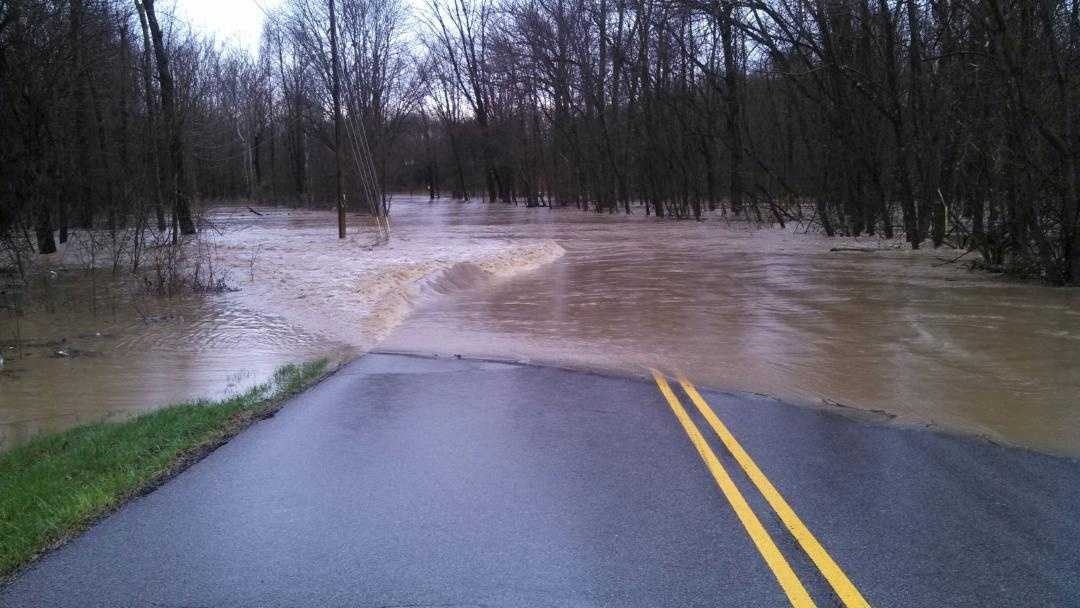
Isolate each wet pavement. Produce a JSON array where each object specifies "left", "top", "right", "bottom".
[{"left": 3, "top": 354, "right": 1079, "bottom": 607}]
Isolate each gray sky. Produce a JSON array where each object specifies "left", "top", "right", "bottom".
[
  {"left": 174, "top": 0, "right": 428, "bottom": 55},
  {"left": 170, "top": 0, "right": 283, "bottom": 54}
]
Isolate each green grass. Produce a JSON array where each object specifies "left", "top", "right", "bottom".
[{"left": 0, "top": 359, "right": 329, "bottom": 579}]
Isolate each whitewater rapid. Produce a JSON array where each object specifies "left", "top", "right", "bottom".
[{"left": 210, "top": 206, "right": 565, "bottom": 351}]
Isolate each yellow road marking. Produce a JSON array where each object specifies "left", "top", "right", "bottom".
[
  {"left": 650, "top": 370, "right": 817, "bottom": 608},
  {"left": 678, "top": 377, "right": 871, "bottom": 608}
]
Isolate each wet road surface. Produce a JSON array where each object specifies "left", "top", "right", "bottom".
[{"left": 3, "top": 354, "right": 1079, "bottom": 607}]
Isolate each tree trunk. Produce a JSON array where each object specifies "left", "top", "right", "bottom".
[
  {"left": 141, "top": 0, "right": 195, "bottom": 238},
  {"left": 36, "top": 206, "right": 57, "bottom": 254},
  {"left": 329, "top": 0, "right": 346, "bottom": 238},
  {"left": 718, "top": 2, "right": 743, "bottom": 216}
]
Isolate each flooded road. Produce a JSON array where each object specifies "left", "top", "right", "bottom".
[
  {"left": 3, "top": 197, "right": 1079, "bottom": 454},
  {"left": 381, "top": 200, "right": 1080, "bottom": 455}
]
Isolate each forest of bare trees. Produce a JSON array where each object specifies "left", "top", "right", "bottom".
[{"left": 2, "top": 0, "right": 1079, "bottom": 283}]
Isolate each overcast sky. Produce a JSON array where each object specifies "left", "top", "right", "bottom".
[{"left": 170, "top": 0, "right": 283, "bottom": 54}]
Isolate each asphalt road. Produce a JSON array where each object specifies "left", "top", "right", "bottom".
[{"left": 3, "top": 353, "right": 1079, "bottom": 607}]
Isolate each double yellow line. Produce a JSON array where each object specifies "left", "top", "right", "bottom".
[{"left": 651, "top": 370, "right": 870, "bottom": 608}]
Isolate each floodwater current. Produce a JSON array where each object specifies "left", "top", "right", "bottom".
[{"left": 2, "top": 197, "right": 1079, "bottom": 454}]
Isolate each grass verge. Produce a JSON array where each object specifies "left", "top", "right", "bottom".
[{"left": 0, "top": 359, "right": 329, "bottom": 580}]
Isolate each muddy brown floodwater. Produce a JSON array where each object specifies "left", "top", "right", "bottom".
[
  {"left": 2, "top": 196, "right": 1079, "bottom": 455},
  {"left": 0, "top": 201, "right": 561, "bottom": 449},
  {"left": 382, "top": 199, "right": 1080, "bottom": 456}
]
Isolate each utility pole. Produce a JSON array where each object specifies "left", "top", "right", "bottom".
[{"left": 329, "top": 0, "right": 346, "bottom": 238}]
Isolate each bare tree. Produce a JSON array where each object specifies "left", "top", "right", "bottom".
[{"left": 141, "top": 0, "right": 196, "bottom": 238}]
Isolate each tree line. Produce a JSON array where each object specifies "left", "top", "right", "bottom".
[{"left": 1, "top": 0, "right": 1078, "bottom": 283}]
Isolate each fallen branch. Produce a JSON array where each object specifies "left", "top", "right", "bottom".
[{"left": 933, "top": 249, "right": 975, "bottom": 267}]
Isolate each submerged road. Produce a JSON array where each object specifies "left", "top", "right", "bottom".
[{"left": 3, "top": 354, "right": 1080, "bottom": 607}]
